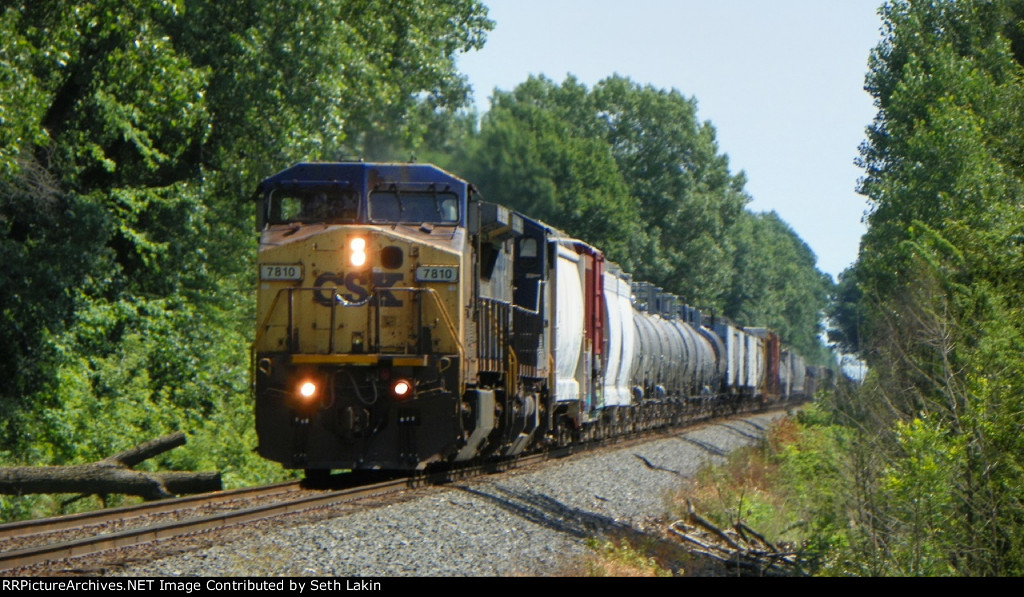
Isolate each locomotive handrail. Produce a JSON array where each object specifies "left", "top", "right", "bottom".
[
  {"left": 252, "top": 288, "right": 289, "bottom": 351},
  {"left": 511, "top": 280, "right": 546, "bottom": 316},
  {"left": 250, "top": 288, "right": 291, "bottom": 392},
  {"left": 252, "top": 285, "right": 468, "bottom": 397},
  {"left": 506, "top": 343, "right": 518, "bottom": 400},
  {"left": 378, "top": 286, "right": 467, "bottom": 395},
  {"left": 253, "top": 287, "right": 351, "bottom": 354},
  {"left": 255, "top": 286, "right": 463, "bottom": 355}
]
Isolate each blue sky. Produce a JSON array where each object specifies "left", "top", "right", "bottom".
[{"left": 456, "top": 0, "right": 886, "bottom": 280}]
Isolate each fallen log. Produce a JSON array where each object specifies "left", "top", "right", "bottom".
[{"left": 0, "top": 433, "right": 222, "bottom": 500}]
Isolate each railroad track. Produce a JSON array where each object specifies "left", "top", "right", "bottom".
[
  {"left": 0, "top": 477, "right": 405, "bottom": 573},
  {"left": 0, "top": 453, "right": 560, "bottom": 574},
  {"left": 0, "top": 406, "right": 787, "bottom": 574}
]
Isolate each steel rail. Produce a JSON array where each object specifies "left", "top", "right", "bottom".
[
  {"left": 0, "top": 478, "right": 409, "bottom": 572},
  {"left": 0, "top": 481, "right": 300, "bottom": 541}
]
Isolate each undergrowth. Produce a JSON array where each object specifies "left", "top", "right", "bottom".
[
  {"left": 672, "top": 415, "right": 805, "bottom": 546},
  {"left": 576, "top": 538, "right": 676, "bottom": 577}
]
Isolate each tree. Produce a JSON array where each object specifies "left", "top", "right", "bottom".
[
  {"left": 0, "top": 0, "right": 493, "bottom": 484},
  {"left": 826, "top": 266, "right": 866, "bottom": 355},
  {"left": 815, "top": 0, "right": 1024, "bottom": 574},
  {"left": 591, "top": 76, "right": 749, "bottom": 310},
  {"left": 727, "top": 211, "right": 833, "bottom": 361},
  {"left": 455, "top": 75, "right": 761, "bottom": 313},
  {"left": 458, "top": 77, "right": 642, "bottom": 269}
]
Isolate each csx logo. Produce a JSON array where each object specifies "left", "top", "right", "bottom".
[{"left": 314, "top": 272, "right": 404, "bottom": 307}]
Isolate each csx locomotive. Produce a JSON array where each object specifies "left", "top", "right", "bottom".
[{"left": 251, "top": 162, "right": 811, "bottom": 476}]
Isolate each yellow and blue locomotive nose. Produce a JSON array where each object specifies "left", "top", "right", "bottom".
[{"left": 253, "top": 165, "right": 468, "bottom": 471}]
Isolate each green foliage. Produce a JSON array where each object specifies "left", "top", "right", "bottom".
[
  {"left": 878, "top": 418, "right": 961, "bottom": 575},
  {"left": 727, "top": 211, "right": 834, "bottom": 360},
  {"left": 826, "top": 266, "right": 865, "bottom": 354},
  {"left": 457, "top": 76, "right": 643, "bottom": 270},
  {"left": 686, "top": 443, "right": 799, "bottom": 544},
  {"left": 582, "top": 538, "right": 674, "bottom": 577},
  {"left": 592, "top": 76, "right": 749, "bottom": 310},
  {"left": 0, "top": 10, "right": 49, "bottom": 176},
  {"left": 798, "top": 0, "right": 1024, "bottom": 574},
  {"left": 673, "top": 410, "right": 866, "bottom": 575},
  {"left": 680, "top": 404, "right": 972, "bottom": 576},
  {"left": 466, "top": 74, "right": 754, "bottom": 310},
  {"left": 0, "top": 0, "right": 492, "bottom": 509},
  {"left": 453, "top": 74, "right": 832, "bottom": 339},
  {"left": 859, "top": 0, "right": 1024, "bottom": 302},
  {"left": 775, "top": 418, "right": 854, "bottom": 564},
  {"left": 821, "top": 223, "right": 1024, "bottom": 574},
  {"left": 0, "top": 174, "right": 111, "bottom": 456}
]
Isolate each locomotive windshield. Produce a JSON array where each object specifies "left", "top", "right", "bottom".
[
  {"left": 369, "top": 189, "right": 460, "bottom": 225},
  {"left": 266, "top": 187, "right": 359, "bottom": 225}
]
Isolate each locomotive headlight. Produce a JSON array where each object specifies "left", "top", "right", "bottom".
[
  {"left": 349, "top": 237, "right": 368, "bottom": 267},
  {"left": 290, "top": 378, "right": 322, "bottom": 411},
  {"left": 298, "top": 381, "right": 318, "bottom": 401},
  {"left": 391, "top": 379, "right": 413, "bottom": 400}
]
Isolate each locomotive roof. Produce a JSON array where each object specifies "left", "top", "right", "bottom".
[{"left": 259, "top": 162, "right": 469, "bottom": 191}]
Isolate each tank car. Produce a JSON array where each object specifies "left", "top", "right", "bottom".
[{"left": 251, "top": 161, "right": 812, "bottom": 475}]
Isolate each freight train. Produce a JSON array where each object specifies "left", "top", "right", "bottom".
[{"left": 251, "top": 162, "right": 813, "bottom": 476}]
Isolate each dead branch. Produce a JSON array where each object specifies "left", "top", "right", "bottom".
[
  {"left": 667, "top": 501, "right": 808, "bottom": 576},
  {"left": 102, "top": 432, "right": 187, "bottom": 467}
]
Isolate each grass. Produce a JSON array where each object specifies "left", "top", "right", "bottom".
[
  {"left": 573, "top": 537, "right": 676, "bottom": 577},
  {"left": 562, "top": 417, "right": 811, "bottom": 577}
]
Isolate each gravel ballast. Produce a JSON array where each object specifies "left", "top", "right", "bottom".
[{"left": 116, "top": 410, "right": 790, "bottom": 577}]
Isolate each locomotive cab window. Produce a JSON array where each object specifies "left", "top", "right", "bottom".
[
  {"left": 519, "top": 237, "right": 538, "bottom": 259},
  {"left": 369, "top": 189, "right": 460, "bottom": 225},
  {"left": 266, "top": 188, "right": 359, "bottom": 225}
]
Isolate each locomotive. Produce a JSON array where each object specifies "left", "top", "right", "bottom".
[{"left": 251, "top": 162, "right": 810, "bottom": 476}]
